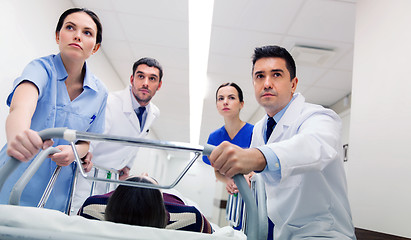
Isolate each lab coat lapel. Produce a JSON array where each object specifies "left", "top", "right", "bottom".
[
  {"left": 121, "top": 88, "right": 141, "bottom": 134},
  {"left": 251, "top": 117, "right": 266, "bottom": 148},
  {"left": 140, "top": 102, "right": 160, "bottom": 135},
  {"left": 141, "top": 104, "right": 153, "bottom": 134}
]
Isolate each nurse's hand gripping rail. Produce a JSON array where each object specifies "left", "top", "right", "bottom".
[{"left": 0, "top": 127, "right": 266, "bottom": 240}]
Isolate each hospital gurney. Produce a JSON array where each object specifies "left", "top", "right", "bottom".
[{"left": 0, "top": 128, "right": 267, "bottom": 240}]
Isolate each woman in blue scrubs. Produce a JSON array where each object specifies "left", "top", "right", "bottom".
[
  {"left": 203, "top": 82, "right": 253, "bottom": 194},
  {"left": 0, "top": 8, "right": 108, "bottom": 213}
]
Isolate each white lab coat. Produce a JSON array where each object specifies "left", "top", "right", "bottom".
[
  {"left": 71, "top": 86, "right": 160, "bottom": 214},
  {"left": 252, "top": 93, "right": 356, "bottom": 239}
]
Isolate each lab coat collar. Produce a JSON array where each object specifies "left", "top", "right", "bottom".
[
  {"left": 278, "top": 93, "right": 304, "bottom": 127},
  {"left": 267, "top": 93, "right": 305, "bottom": 143}
]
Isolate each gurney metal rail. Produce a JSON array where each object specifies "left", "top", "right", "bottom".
[
  {"left": 0, "top": 128, "right": 267, "bottom": 240},
  {"left": 226, "top": 174, "right": 268, "bottom": 240}
]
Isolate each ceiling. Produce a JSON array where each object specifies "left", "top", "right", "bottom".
[{"left": 72, "top": 0, "right": 356, "bottom": 145}]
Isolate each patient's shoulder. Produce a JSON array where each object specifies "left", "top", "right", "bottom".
[
  {"left": 164, "top": 194, "right": 213, "bottom": 234},
  {"left": 77, "top": 192, "right": 113, "bottom": 220}
]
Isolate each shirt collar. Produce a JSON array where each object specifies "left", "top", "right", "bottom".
[
  {"left": 53, "top": 53, "right": 99, "bottom": 92},
  {"left": 54, "top": 53, "right": 68, "bottom": 81},
  {"left": 267, "top": 94, "right": 297, "bottom": 123}
]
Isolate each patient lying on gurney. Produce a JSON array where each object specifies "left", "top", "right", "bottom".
[
  {"left": 105, "top": 176, "right": 168, "bottom": 228},
  {"left": 77, "top": 175, "right": 213, "bottom": 234}
]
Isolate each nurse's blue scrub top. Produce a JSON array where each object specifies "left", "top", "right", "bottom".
[
  {"left": 203, "top": 123, "right": 253, "bottom": 165},
  {"left": 0, "top": 53, "right": 108, "bottom": 212}
]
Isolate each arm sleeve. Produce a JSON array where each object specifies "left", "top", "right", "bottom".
[
  {"left": 7, "top": 59, "right": 50, "bottom": 106},
  {"left": 255, "top": 145, "right": 281, "bottom": 181}
]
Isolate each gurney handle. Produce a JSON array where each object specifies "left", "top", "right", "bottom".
[
  {"left": 204, "top": 144, "right": 260, "bottom": 240},
  {"left": 0, "top": 128, "right": 68, "bottom": 193},
  {"left": 233, "top": 174, "right": 259, "bottom": 240},
  {"left": 9, "top": 147, "right": 61, "bottom": 206},
  {"left": 202, "top": 144, "right": 214, "bottom": 157}
]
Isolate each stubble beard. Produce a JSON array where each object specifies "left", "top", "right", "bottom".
[{"left": 133, "top": 90, "right": 152, "bottom": 105}]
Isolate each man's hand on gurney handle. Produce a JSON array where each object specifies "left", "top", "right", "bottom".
[
  {"left": 81, "top": 152, "right": 93, "bottom": 173},
  {"left": 209, "top": 141, "right": 266, "bottom": 178},
  {"left": 6, "top": 129, "right": 53, "bottom": 162},
  {"left": 118, "top": 166, "right": 130, "bottom": 180}
]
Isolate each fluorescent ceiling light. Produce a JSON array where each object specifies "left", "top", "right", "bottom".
[{"left": 189, "top": 0, "right": 214, "bottom": 144}]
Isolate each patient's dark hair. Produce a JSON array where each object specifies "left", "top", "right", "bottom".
[{"left": 105, "top": 176, "right": 168, "bottom": 228}]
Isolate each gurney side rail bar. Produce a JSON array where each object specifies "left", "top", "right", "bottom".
[
  {"left": 0, "top": 128, "right": 67, "bottom": 194},
  {"left": 8, "top": 147, "right": 61, "bottom": 206}
]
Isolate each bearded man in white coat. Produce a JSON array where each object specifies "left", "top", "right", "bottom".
[
  {"left": 209, "top": 46, "right": 356, "bottom": 239},
  {"left": 71, "top": 57, "right": 163, "bottom": 214}
]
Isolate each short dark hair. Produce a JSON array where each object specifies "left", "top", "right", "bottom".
[
  {"left": 252, "top": 45, "right": 296, "bottom": 80},
  {"left": 56, "top": 8, "right": 103, "bottom": 44},
  {"left": 105, "top": 177, "right": 168, "bottom": 228},
  {"left": 132, "top": 57, "right": 164, "bottom": 81},
  {"left": 215, "top": 82, "right": 244, "bottom": 102}
]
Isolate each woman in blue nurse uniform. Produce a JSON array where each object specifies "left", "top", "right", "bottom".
[
  {"left": 0, "top": 8, "right": 108, "bottom": 213},
  {"left": 203, "top": 82, "right": 253, "bottom": 194}
]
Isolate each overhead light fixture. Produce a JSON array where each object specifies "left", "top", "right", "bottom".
[
  {"left": 291, "top": 45, "right": 335, "bottom": 66},
  {"left": 189, "top": 0, "right": 214, "bottom": 144}
]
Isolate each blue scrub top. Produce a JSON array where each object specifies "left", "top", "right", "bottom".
[
  {"left": 203, "top": 123, "right": 253, "bottom": 165},
  {"left": 0, "top": 53, "right": 108, "bottom": 212}
]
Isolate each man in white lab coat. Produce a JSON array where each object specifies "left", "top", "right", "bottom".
[
  {"left": 209, "top": 46, "right": 356, "bottom": 239},
  {"left": 71, "top": 57, "right": 163, "bottom": 214}
]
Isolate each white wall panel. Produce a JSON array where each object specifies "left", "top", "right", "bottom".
[{"left": 349, "top": 0, "right": 411, "bottom": 237}]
